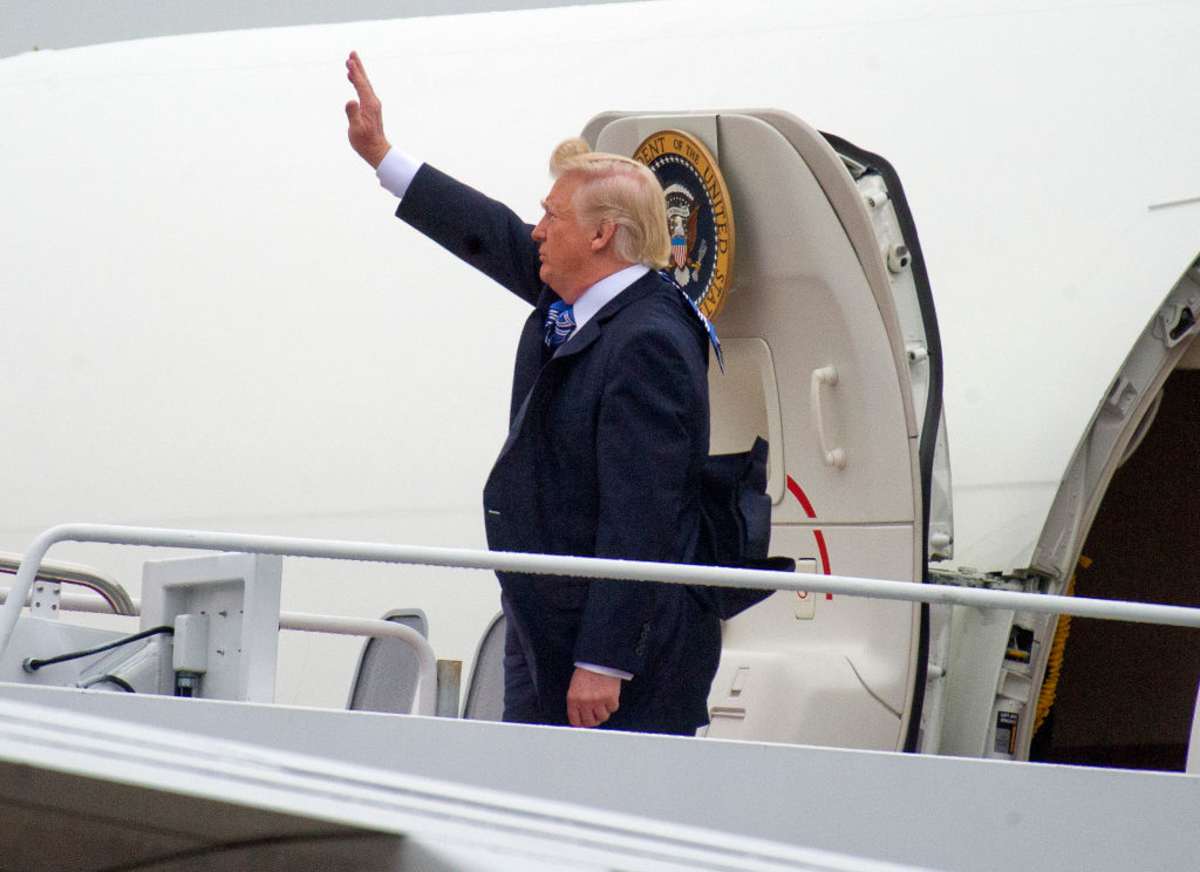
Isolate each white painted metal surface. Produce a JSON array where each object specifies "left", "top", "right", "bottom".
[
  {"left": 0, "top": 0, "right": 640, "bottom": 58},
  {"left": 0, "top": 695, "right": 936, "bottom": 872},
  {"left": 711, "top": 525, "right": 922, "bottom": 749},
  {"left": 0, "top": 584, "right": 440, "bottom": 715},
  {"left": 140, "top": 552, "right": 283, "bottom": 701},
  {"left": 2, "top": 684, "right": 1198, "bottom": 872},
  {"left": 810, "top": 366, "right": 847, "bottom": 469}
]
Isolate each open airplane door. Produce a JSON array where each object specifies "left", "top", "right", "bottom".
[
  {"left": 937, "top": 257, "right": 1200, "bottom": 766},
  {"left": 583, "top": 111, "right": 950, "bottom": 752}
]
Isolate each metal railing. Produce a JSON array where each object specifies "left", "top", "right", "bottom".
[
  {"left": 5, "top": 523, "right": 1200, "bottom": 663},
  {"left": 0, "top": 585, "right": 440, "bottom": 716},
  {"left": 0, "top": 551, "right": 136, "bottom": 615}
]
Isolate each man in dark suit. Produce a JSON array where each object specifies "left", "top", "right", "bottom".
[{"left": 345, "top": 52, "right": 720, "bottom": 735}]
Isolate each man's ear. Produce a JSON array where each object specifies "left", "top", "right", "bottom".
[{"left": 591, "top": 221, "right": 618, "bottom": 252}]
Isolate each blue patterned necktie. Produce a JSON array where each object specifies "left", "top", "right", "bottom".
[{"left": 544, "top": 300, "right": 575, "bottom": 349}]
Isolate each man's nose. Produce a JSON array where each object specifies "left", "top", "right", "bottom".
[{"left": 531, "top": 220, "right": 545, "bottom": 242}]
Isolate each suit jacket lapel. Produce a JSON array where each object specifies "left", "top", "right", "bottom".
[
  {"left": 550, "top": 316, "right": 600, "bottom": 360},
  {"left": 550, "top": 270, "right": 661, "bottom": 362},
  {"left": 499, "top": 271, "right": 665, "bottom": 461}
]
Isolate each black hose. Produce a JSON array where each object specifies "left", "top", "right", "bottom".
[{"left": 23, "top": 625, "right": 174, "bottom": 672}]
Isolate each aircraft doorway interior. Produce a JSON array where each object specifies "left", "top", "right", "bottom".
[{"left": 1031, "top": 364, "right": 1200, "bottom": 771}]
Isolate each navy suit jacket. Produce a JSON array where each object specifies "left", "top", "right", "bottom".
[{"left": 398, "top": 164, "right": 721, "bottom": 732}]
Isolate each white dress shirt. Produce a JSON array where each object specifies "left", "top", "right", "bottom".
[
  {"left": 377, "top": 147, "right": 640, "bottom": 681},
  {"left": 569, "top": 263, "right": 650, "bottom": 336},
  {"left": 376, "top": 147, "right": 421, "bottom": 198}
]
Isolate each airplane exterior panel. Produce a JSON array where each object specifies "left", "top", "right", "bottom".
[
  {"left": 4, "top": 0, "right": 1200, "bottom": 708},
  {"left": 6, "top": 684, "right": 1195, "bottom": 872},
  {"left": 711, "top": 523, "right": 918, "bottom": 749}
]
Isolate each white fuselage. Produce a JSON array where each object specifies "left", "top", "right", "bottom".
[{"left": 2, "top": 0, "right": 1198, "bottom": 724}]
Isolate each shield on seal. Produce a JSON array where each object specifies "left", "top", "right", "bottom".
[{"left": 672, "top": 235, "right": 688, "bottom": 268}]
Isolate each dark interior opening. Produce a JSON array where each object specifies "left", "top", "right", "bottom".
[{"left": 1030, "top": 366, "right": 1200, "bottom": 771}]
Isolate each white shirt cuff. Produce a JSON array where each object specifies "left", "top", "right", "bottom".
[
  {"left": 576, "top": 661, "right": 633, "bottom": 681},
  {"left": 376, "top": 147, "right": 422, "bottom": 199}
]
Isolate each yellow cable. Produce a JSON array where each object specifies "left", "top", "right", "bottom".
[{"left": 1033, "top": 555, "right": 1091, "bottom": 735}]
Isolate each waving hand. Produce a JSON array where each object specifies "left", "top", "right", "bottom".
[{"left": 345, "top": 51, "right": 391, "bottom": 168}]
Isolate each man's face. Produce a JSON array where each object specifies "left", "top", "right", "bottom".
[{"left": 531, "top": 174, "right": 595, "bottom": 302}]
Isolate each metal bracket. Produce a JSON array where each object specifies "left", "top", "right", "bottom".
[{"left": 29, "top": 581, "right": 61, "bottom": 619}]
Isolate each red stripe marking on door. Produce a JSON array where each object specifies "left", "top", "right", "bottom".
[
  {"left": 785, "top": 475, "right": 817, "bottom": 519},
  {"left": 786, "top": 475, "right": 833, "bottom": 598},
  {"left": 813, "top": 531, "right": 834, "bottom": 599}
]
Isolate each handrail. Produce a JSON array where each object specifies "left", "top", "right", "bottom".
[
  {"left": 6, "top": 523, "right": 1200, "bottom": 669},
  {"left": 0, "top": 551, "right": 136, "bottom": 616},
  {"left": 0, "top": 590, "right": 126, "bottom": 616},
  {"left": 0, "top": 587, "right": 438, "bottom": 716},
  {"left": 276, "top": 612, "right": 437, "bottom": 716}
]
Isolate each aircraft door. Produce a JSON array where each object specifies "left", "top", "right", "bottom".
[{"left": 584, "top": 111, "right": 947, "bottom": 751}]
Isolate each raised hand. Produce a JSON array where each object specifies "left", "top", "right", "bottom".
[{"left": 345, "top": 51, "right": 391, "bottom": 168}]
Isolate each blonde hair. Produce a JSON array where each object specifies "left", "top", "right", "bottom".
[{"left": 549, "top": 138, "right": 670, "bottom": 269}]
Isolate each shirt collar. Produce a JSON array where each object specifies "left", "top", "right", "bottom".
[{"left": 570, "top": 264, "right": 650, "bottom": 334}]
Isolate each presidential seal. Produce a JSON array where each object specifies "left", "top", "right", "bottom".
[{"left": 633, "top": 130, "right": 735, "bottom": 320}]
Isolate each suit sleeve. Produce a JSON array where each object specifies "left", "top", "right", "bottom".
[
  {"left": 396, "top": 163, "right": 544, "bottom": 306},
  {"left": 573, "top": 325, "right": 707, "bottom": 675}
]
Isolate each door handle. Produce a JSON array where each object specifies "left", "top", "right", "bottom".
[{"left": 810, "top": 366, "right": 847, "bottom": 470}]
